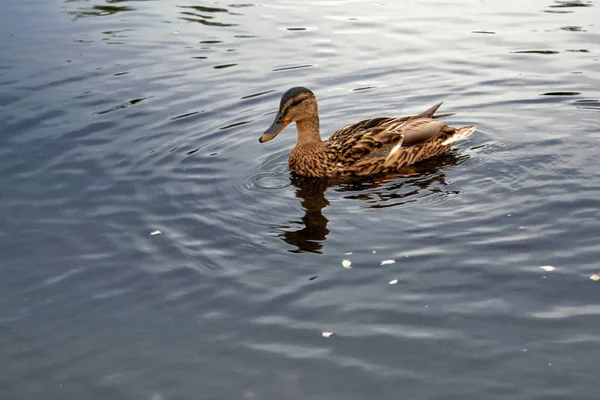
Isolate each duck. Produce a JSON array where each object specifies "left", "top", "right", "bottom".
[{"left": 258, "top": 87, "right": 475, "bottom": 178}]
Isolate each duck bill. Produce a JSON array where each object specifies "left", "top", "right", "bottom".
[{"left": 259, "top": 117, "right": 288, "bottom": 143}]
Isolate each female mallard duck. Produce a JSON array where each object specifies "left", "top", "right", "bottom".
[{"left": 258, "top": 87, "right": 475, "bottom": 178}]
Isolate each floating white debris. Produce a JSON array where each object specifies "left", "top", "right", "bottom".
[
  {"left": 519, "top": 226, "right": 525, "bottom": 230},
  {"left": 372, "top": 250, "right": 376, "bottom": 254},
  {"left": 150, "top": 230, "right": 162, "bottom": 236},
  {"left": 344, "top": 252, "right": 353, "bottom": 255},
  {"left": 521, "top": 349, "right": 528, "bottom": 352},
  {"left": 539, "top": 266, "right": 555, "bottom": 272},
  {"left": 322, "top": 331, "right": 334, "bottom": 338},
  {"left": 389, "top": 279, "right": 398, "bottom": 285},
  {"left": 173, "top": 30, "right": 180, "bottom": 35},
  {"left": 590, "top": 275, "right": 600, "bottom": 281},
  {"left": 342, "top": 260, "right": 352, "bottom": 269},
  {"left": 381, "top": 259, "right": 396, "bottom": 265}
]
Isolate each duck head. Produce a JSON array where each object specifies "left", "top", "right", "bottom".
[{"left": 259, "top": 87, "right": 318, "bottom": 143}]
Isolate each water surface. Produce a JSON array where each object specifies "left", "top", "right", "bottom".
[{"left": 1, "top": 0, "right": 600, "bottom": 399}]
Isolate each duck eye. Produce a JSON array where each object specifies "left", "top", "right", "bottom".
[{"left": 290, "top": 98, "right": 304, "bottom": 108}]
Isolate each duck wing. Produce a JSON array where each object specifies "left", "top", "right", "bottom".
[
  {"left": 325, "top": 103, "right": 454, "bottom": 168},
  {"left": 326, "top": 118, "right": 407, "bottom": 166}
]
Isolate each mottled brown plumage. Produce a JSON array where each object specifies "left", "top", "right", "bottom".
[{"left": 258, "top": 87, "right": 475, "bottom": 177}]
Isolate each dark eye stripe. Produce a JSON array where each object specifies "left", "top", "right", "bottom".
[
  {"left": 280, "top": 94, "right": 311, "bottom": 116},
  {"left": 289, "top": 98, "right": 305, "bottom": 108}
]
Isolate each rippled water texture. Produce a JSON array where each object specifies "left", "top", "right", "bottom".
[{"left": 1, "top": 0, "right": 600, "bottom": 399}]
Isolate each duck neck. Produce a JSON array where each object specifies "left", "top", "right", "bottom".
[{"left": 295, "top": 114, "right": 322, "bottom": 146}]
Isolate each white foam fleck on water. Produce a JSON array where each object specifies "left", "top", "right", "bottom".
[
  {"left": 381, "top": 259, "right": 396, "bottom": 265},
  {"left": 389, "top": 279, "right": 398, "bottom": 284},
  {"left": 150, "top": 230, "right": 162, "bottom": 236},
  {"left": 342, "top": 260, "right": 352, "bottom": 268},
  {"left": 539, "top": 266, "right": 555, "bottom": 272},
  {"left": 322, "top": 331, "right": 334, "bottom": 338}
]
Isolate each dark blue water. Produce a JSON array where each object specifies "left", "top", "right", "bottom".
[{"left": 1, "top": 0, "right": 600, "bottom": 399}]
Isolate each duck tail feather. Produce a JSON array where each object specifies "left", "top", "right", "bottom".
[{"left": 441, "top": 126, "right": 476, "bottom": 145}]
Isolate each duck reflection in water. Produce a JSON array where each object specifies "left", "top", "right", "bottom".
[{"left": 276, "top": 152, "right": 468, "bottom": 254}]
